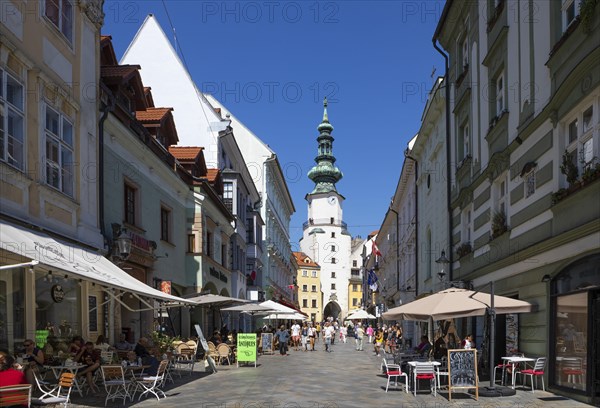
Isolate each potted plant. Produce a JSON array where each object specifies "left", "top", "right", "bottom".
[
  {"left": 150, "top": 331, "right": 180, "bottom": 357},
  {"left": 456, "top": 242, "right": 472, "bottom": 259},
  {"left": 491, "top": 210, "right": 508, "bottom": 239},
  {"left": 560, "top": 150, "right": 579, "bottom": 187}
]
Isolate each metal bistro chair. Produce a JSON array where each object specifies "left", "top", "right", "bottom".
[
  {"left": 32, "top": 372, "right": 75, "bottom": 408},
  {"left": 175, "top": 346, "right": 196, "bottom": 375},
  {"left": 562, "top": 358, "right": 584, "bottom": 386},
  {"left": 0, "top": 384, "right": 32, "bottom": 408},
  {"left": 436, "top": 357, "right": 449, "bottom": 390},
  {"left": 101, "top": 365, "right": 132, "bottom": 406},
  {"left": 494, "top": 353, "right": 524, "bottom": 385},
  {"left": 382, "top": 358, "right": 408, "bottom": 393},
  {"left": 413, "top": 363, "right": 437, "bottom": 397},
  {"left": 518, "top": 357, "right": 547, "bottom": 393},
  {"left": 137, "top": 360, "right": 169, "bottom": 401},
  {"left": 216, "top": 343, "right": 232, "bottom": 366}
]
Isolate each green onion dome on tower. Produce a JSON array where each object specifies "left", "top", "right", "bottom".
[{"left": 307, "top": 98, "right": 343, "bottom": 194}]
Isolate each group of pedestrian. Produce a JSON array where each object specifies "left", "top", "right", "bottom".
[{"left": 263, "top": 318, "right": 347, "bottom": 355}]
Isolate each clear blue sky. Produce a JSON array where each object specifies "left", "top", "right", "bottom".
[{"left": 103, "top": 0, "right": 445, "bottom": 249}]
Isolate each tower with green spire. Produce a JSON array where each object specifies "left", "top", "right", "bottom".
[
  {"left": 300, "top": 98, "right": 351, "bottom": 323},
  {"left": 307, "top": 98, "right": 343, "bottom": 194}
]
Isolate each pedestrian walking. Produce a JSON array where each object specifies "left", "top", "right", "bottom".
[
  {"left": 308, "top": 323, "right": 316, "bottom": 351},
  {"left": 323, "top": 322, "right": 335, "bottom": 352},
  {"left": 355, "top": 323, "right": 365, "bottom": 351},
  {"left": 339, "top": 325, "right": 347, "bottom": 343},
  {"left": 366, "top": 324, "right": 374, "bottom": 343},
  {"left": 275, "top": 325, "right": 290, "bottom": 356},
  {"left": 301, "top": 323, "right": 309, "bottom": 351},
  {"left": 291, "top": 321, "right": 301, "bottom": 351}
]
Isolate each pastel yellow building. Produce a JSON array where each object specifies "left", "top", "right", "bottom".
[{"left": 293, "top": 252, "right": 321, "bottom": 322}]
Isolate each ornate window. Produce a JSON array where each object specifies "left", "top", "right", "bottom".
[
  {"left": 44, "top": 0, "right": 73, "bottom": 42},
  {"left": 0, "top": 70, "right": 24, "bottom": 170},
  {"left": 44, "top": 104, "right": 74, "bottom": 196}
]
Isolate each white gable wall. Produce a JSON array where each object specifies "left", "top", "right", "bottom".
[{"left": 120, "top": 15, "right": 226, "bottom": 167}]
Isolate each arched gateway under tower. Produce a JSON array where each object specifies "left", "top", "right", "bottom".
[{"left": 323, "top": 301, "right": 342, "bottom": 321}]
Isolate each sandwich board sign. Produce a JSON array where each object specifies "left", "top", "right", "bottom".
[
  {"left": 195, "top": 324, "right": 217, "bottom": 373},
  {"left": 237, "top": 333, "right": 257, "bottom": 367},
  {"left": 448, "top": 349, "right": 478, "bottom": 401}
]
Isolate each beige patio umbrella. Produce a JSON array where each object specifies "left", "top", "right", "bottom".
[
  {"left": 382, "top": 285, "right": 533, "bottom": 393},
  {"left": 382, "top": 287, "right": 533, "bottom": 321}
]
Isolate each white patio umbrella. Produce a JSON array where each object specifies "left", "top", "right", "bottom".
[
  {"left": 221, "top": 303, "right": 276, "bottom": 315},
  {"left": 259, "top": 300, "right": 297, "bottom": 314},
  {"left": 184, "top": 293, "right": 250, "bottom": 307},
  {"left": 345, "top": 309, "right": 376, "bottom": 320},
  {"left": 263, "top": 312, "right": 307, "bottom": 321}
]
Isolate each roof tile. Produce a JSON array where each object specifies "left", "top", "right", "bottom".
[{"left": 168, "top": 146, "right": 203, "bottom": 161}]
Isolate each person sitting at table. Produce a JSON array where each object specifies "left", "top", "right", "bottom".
[
  {"left": 68, "top": 336, "right": 84, "bottom": 355},
  {"left": 121, "top": 351, "right": 139, "bottom": 366},
  {"left": 94, "top": 334, "right": 112, "bottom": 352},
  {"left": 134, "top": 338, "right": 159, "bottom": 376},
  {"left": 114, "top": 333, "right": 133, "bottom": 352},
  {"left": 433, "top": 336, "right": 448, "bottom": 360},
  {"left": 208, "top": 330, "right": 222, "bottom": 345},
  {"left": 75, "top": 342, "right": 101, "bottom": 395},
  {"left": 0, "top": 349, "right": 27, "bottom": 387},
  {"left": 462, "top": 334, "right": 474, "bottom": 349},
  {"left": 415, "top": 335, "right": 432, "bottom": 357},
  {"left": 22, "top": 339, "right": 44, "bottom": 385}
]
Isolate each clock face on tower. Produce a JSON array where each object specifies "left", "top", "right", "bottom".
[{"left": 328, "top": 196, "right": 337, "bottom": 205}]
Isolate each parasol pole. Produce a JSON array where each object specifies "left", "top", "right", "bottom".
[{"left": 488, "top": 280, "right": 496, "bottom": 390}]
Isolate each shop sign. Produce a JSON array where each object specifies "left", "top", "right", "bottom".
[
  {"left": 51, "top": 284, "right": 65, "bottom": 303},
  {"left": 160, "top": 280, "right": 172, "bottom": 295},
  {"left": 237, "top": 333, "right": 257, "bottom": 363},
  {"left": 209, "top": 267, "right": 228, "bottom": 283}
]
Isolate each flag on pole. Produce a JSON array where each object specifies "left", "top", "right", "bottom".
[
  {"left": 372, "top": 241, "right": 382, "bottom": 257},
  {"left": 367, "top": 269, "right": 378, "bottom": 291}
]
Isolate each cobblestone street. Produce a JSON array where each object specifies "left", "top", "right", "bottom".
[{"left": 68, "top": 340, "right": 592, "bottom": 408}]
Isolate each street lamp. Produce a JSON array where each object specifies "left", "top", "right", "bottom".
[
  {"left": 436, "top": 250, "right": 450, "bottom": 288},
  {"left": 110, "top": 224, "right": 132, "bottom": 263}
]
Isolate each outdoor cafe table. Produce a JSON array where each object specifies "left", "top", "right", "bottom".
[
  {"left": 407, "top": 361, "right": 441, "bottom": 393},
  {"left": 44, "top": 364, "right": 85, "bottom": 396},
  {"left": 501, "top": 356, "right": 535, "bottom": 389}
]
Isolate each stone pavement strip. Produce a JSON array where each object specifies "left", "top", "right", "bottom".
[{"left": 66, "top": 340, "right": 592, "bottom": 408}]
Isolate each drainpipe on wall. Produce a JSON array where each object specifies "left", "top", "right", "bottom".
[
  {"left": 403, "top": 150, "right": 418, "bottom": 297},
  {"left": 98, "top": 83, "right": 115, "bottom": 343},
  {"left": 98, "top": 83, "right": 115, "bottom": 240},
  {"left": 432, "top": 40, "right": 453, "bottom": 281}
]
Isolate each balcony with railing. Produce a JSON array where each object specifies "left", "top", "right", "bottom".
[{"left": 302, "top": 218, "right": 348, "bottom": 231}]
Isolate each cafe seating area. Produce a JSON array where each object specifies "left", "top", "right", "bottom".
[{"left": 377, "top": 345, "right": 549, "bottom": 400}]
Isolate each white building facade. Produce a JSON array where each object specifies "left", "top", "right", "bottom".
[{"left": 204, "top": 95, "right": 296, "bottom": 306}]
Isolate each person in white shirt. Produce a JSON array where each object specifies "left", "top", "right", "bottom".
[
  {"left": 323, "top": 322, "right": 335, "bottom": 352},
  {"left": 463, "top": 334, "right": 474, "bottom": 349},
  {"left": 307, "top": 324, "right": 316, "bottom": 351},
  {"left": 291, "top": 322, "right": 301, "bottom": 351}
]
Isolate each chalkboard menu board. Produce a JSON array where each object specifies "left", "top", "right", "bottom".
[
  {"left": 261, "top": 333, "right": 273, "bottom": 355},
  {"left": 447, "top": 349, "right": 478, "bottom": 401}
]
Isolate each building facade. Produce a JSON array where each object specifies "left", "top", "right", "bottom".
[
  {"left": 347, "top": 237, "right": 365, "bottom": 314},
  {"left": 205, "top": 95, "right": 295, "bottom": 307},
  {"left": 0, "top": 0, "right": 105, "bottom": 350},
  {"left": 434, "top": 1, "right": 600, "bottom": 403},
  {"left": 121, "top": 15, "right": 262, "bottom": 305},
  {"left": 300, "top": 100, "right": 352, "bottom": 321},
  {"left": 293, "top": 252, "right": 321, "bottom": 322}
]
